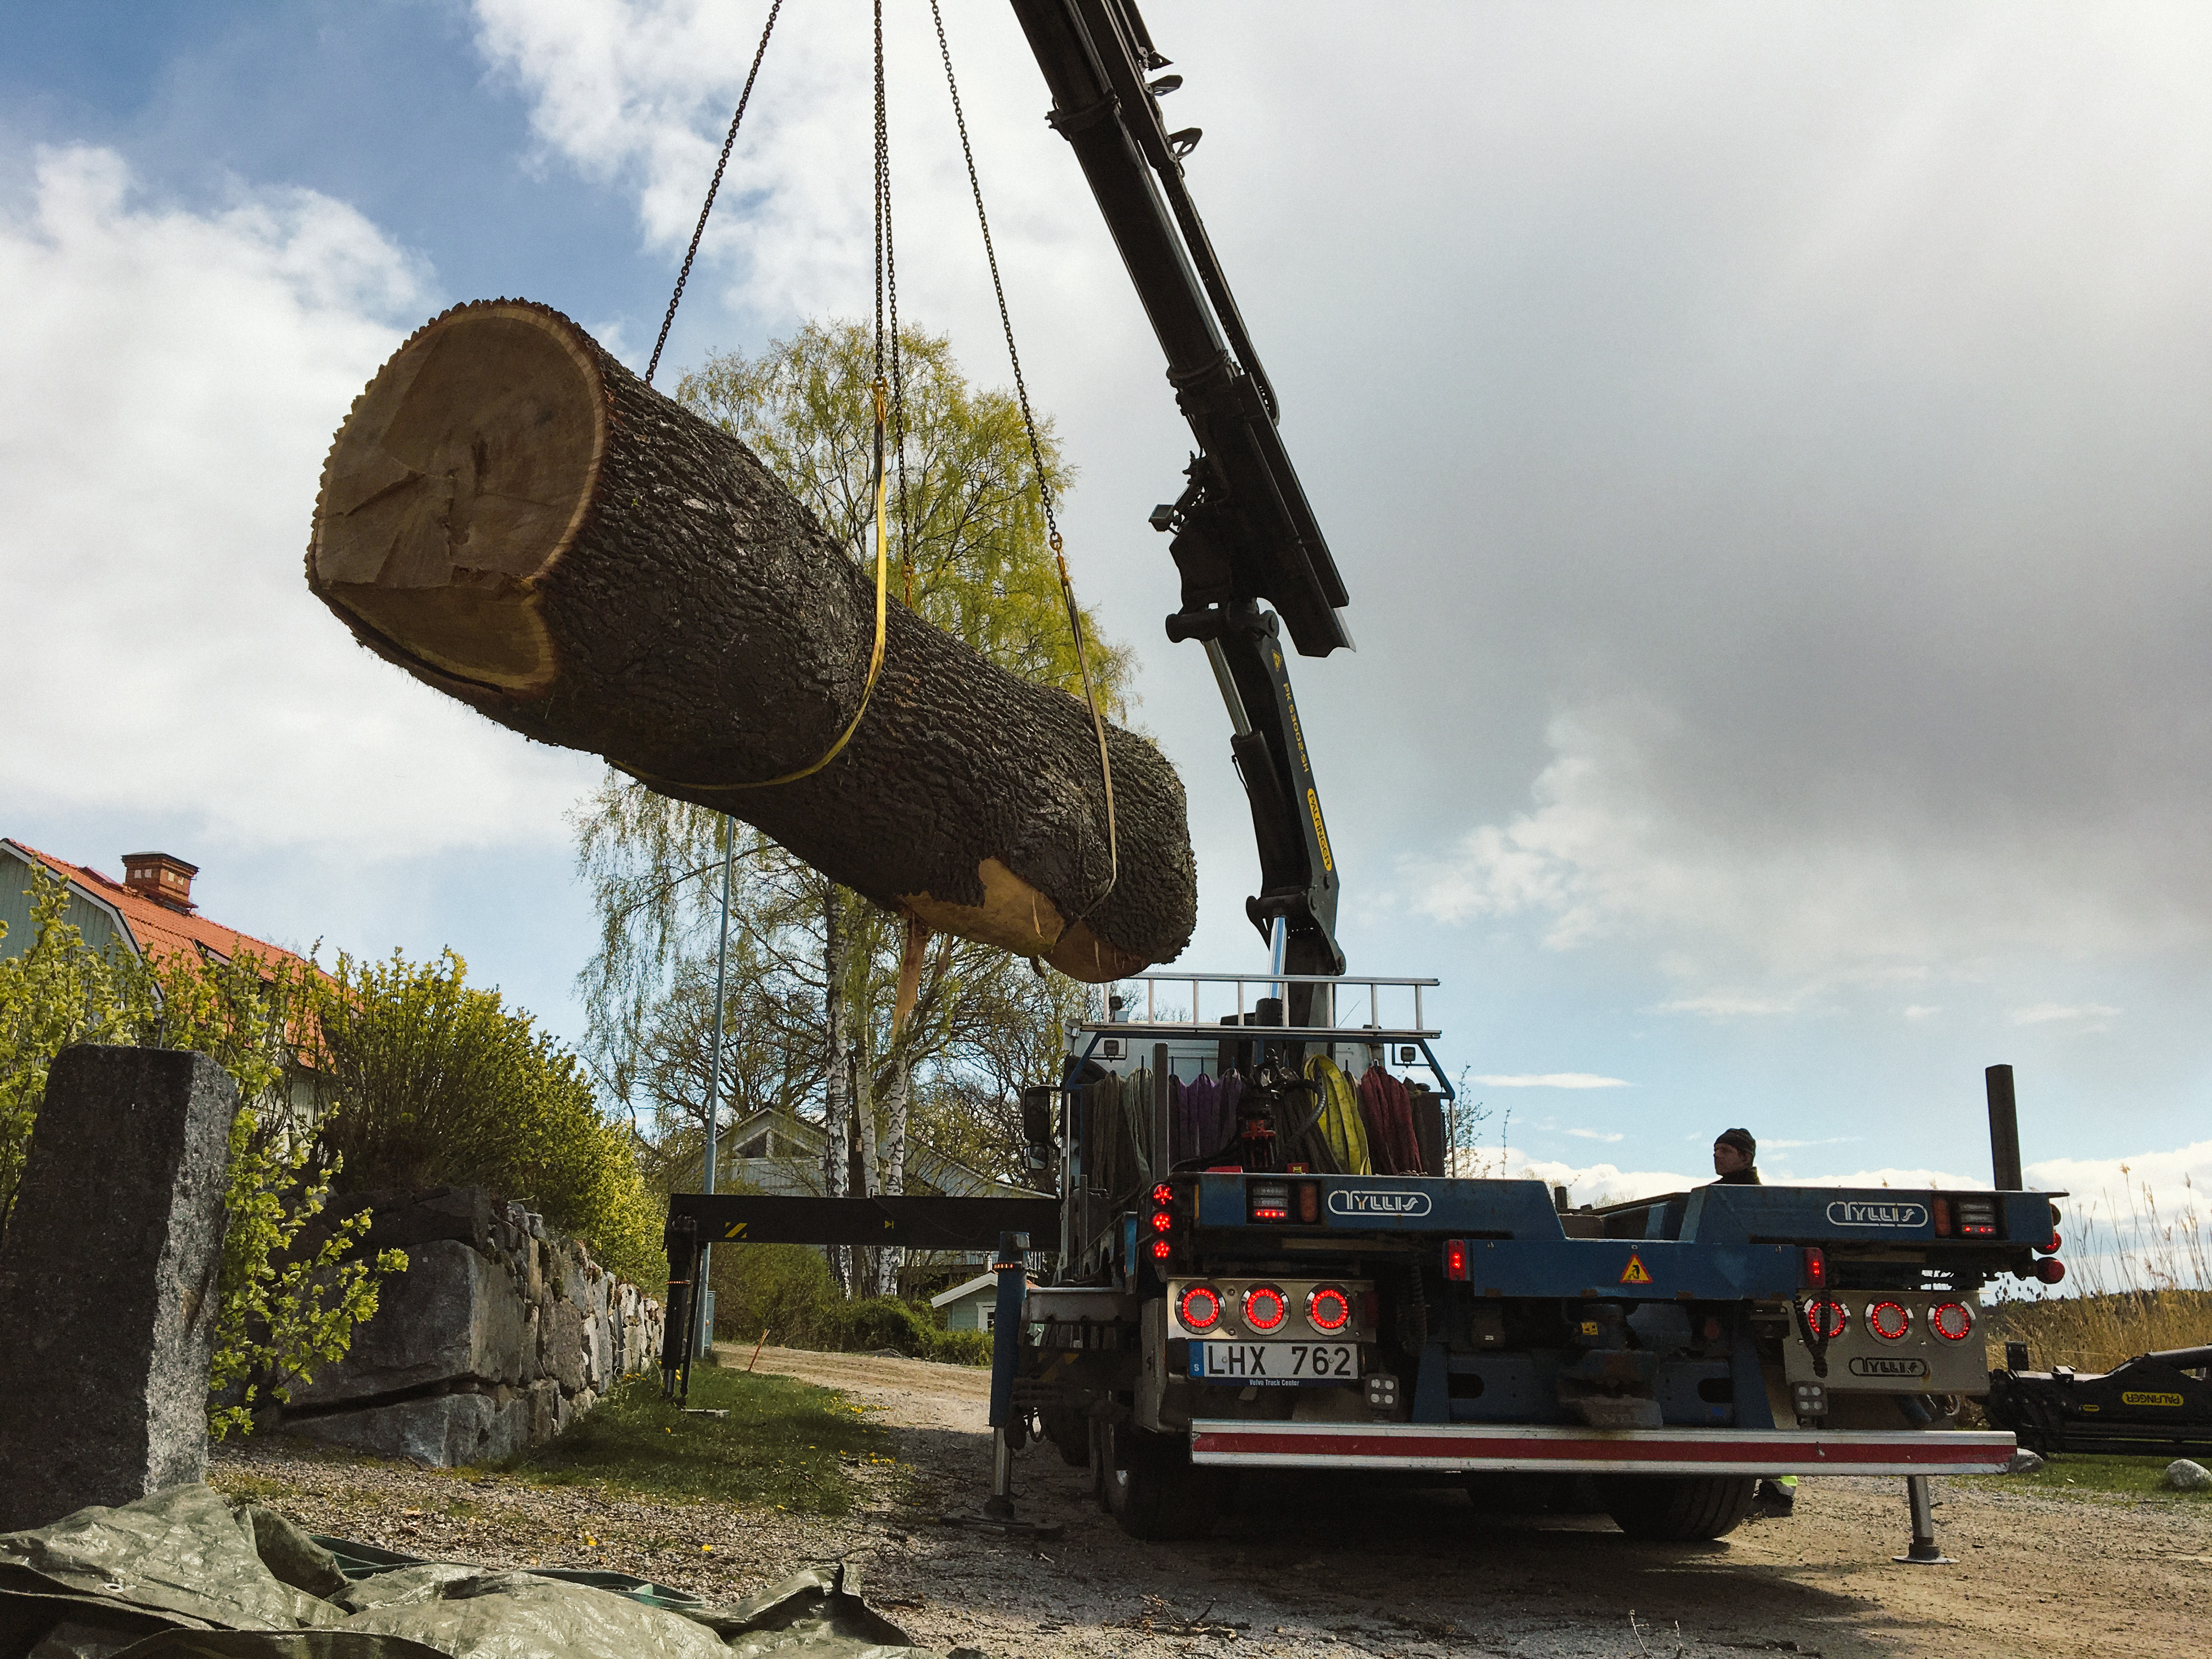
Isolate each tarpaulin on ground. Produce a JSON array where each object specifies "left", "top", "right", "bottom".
[{"left": 0, "top": 1485, "right": 933, "bottom": 1659}]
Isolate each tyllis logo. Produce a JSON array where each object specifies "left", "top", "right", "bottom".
[
  {"left": 1327, "top": 1189, "right": 1434, "bottom": 1218},
  {"left": 1826, "top": 1200, "right": 1931, "bottom": 1229},
  {"left": 1849, "top": 1356, "right": 1929, "bottom": 1379}
]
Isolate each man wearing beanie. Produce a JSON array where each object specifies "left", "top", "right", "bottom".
[{"left": 1712, "top": 1127, "right": 1760, "bottom": 1185}]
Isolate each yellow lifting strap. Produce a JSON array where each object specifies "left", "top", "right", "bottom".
[
  {"left": 622, "top": 381, "right": 891, "bottom": 795},
  {"left": 1306, "top": 1054, "right": 1371, "bottom": 1176}
]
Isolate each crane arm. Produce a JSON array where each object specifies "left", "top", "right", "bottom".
[{"left": 1010, "top": 0, "right": 1351, "bottom": 985}]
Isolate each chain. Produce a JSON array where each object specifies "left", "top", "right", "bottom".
[
  {"left": 929, "top": 0, "right": 1116, "bottom": 908},
  {"left": 645, "top": 0, "right": 786, "bottom": 388},
  {"left": 873, "top": 0, "right": 912, "bottom": 601},
  {"left": 928, "top": 0, "right": 1054, "bottom": 538}
]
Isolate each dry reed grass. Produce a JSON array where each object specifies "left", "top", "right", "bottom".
[{"left": 1981, "top": 1173, "right": 2212, "bottom": 1372}]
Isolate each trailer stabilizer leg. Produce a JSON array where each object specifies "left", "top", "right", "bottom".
[
  {"left": 1892, "top": 1474, "right": 1954, "bottom": 1564},
  {"left": 943, "top": 1232, "right": 1065, "bottom": 1540},
  {"left": 985, "top": 1425, "right": 1017, "bottom": 1521}
]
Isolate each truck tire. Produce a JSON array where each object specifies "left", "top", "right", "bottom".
[
  {"left": 1042, "top": 1406, "right": 1090, "bottom": 1467},
  {"left": 1601, "top": 1475, "right": 1757, "bottom": 1542},
  {"left": 1105, "top": 1423, "right": 1222, "bottom": 1541}
]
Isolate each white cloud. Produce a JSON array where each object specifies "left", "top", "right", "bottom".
[
  {"left": 2011, "top": 1002, "right": 2122, "bottom": 1030},
  {"left": 1405, "top": 697, "right": 2204, "bottom": 1011},
  {"left": 1470, "top": 1072, "right": 1630, "bottom": 1090},
  {"left": 0, "top": 145, "right": 602, "bottom": 856},
  {"left": 1903, "top": 1003, "right": 1943, "bottom": 1021},
  {"left": 1562, "top": 1127, "right": 1624, "bottom": 1143},
  {"left": 470, "top": 0, "right": 1127, "bottom": 379},
  {"left": 1656, "top": 992, "right": 1809, "bottom": 1020}
]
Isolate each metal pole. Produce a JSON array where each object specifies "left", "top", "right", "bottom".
[
  {"left": 1893, "top": 1474, "right": 1954, "bottom": 1564},
  {"left": 1985, "top": 1064, "right": 2023, "bottom": 1191},
  {"left": 984, "top": 1229, "right": 1029, "bottom": 1521},
  {"left": 698, "top": 816, "right": 736, "bottom": 1361}
]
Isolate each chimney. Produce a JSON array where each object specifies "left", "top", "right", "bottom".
[{"left": 122, "top": 852, "right": 199, "bottom": 913}]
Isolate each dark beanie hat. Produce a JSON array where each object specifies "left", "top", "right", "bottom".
[{"left": 1716, "top": 1127, "right": 1756, "bottom": 1159}]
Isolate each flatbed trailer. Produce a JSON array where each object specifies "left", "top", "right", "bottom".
[{"left": 991, "top": 974, "right": 2053, "bottom": 1543}]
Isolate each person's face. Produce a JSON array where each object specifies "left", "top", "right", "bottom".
[{"left": 1712, "top": 1141, "right": 1751, "bottom": 1176}]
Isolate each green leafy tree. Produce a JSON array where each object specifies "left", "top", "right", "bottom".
[
  {"left": 0, "top": 864, "right": 404, "bottom": 1434},
  {"left": 577, "top": 320, "right": 1128, "bottom": 1297},
  {"left": 311, "top": 947, "right": 662, "bottom": 1289}
]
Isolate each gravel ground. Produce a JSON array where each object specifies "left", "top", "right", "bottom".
[{"left": 213, "top": 1346, "right": 2212, "bottom": 1659}]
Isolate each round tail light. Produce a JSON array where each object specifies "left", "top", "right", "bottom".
[
  {"left": 1929, "top": 1302, "right": 1974, "bottom": 1342},
  {"left": 1808, "top": 1299, "right": 1849, "bottom": 1340},
  {"left": 1177, "top": 1284, "right": 1221, "bottom": 1331},
  {"left": 1243, "top": 1284, "right": 1289, "bottom": 1332},
  {"left": 1307, "top": 1285, "right": 1352, "bottom": 1332},
  {"left": 2034, "top": 1257, "right": 2066, "bottom": 1284},
  {"left": 1867, "top": 1300, "right": 1912, "bottom": 1341}
]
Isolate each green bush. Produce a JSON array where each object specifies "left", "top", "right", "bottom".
[
  {"left": 0, "top": 863, "right": 403, "bottom": 1433},
  {"left": 312, "top": 949, "right": 663, "bottom": 1289},
  {"left": 708, "top": 1242, "right": 990, "bottom": 1364}
]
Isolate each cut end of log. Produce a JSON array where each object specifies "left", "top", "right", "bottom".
[
  {"left": 307, "top": 301, "right": 608, "bottom": 693},
  {"left": 903, "top": 858, "right": 1150, "bottom": 984}
]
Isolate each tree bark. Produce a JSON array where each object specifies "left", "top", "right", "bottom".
[
  {"left": 306, "top": 298, "right": 1195, "bottom": 981},
  {"left": 874, "top": 1056, "right": 909, "bottom": 1297}
]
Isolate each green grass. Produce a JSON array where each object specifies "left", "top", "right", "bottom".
[
  {"left": 1959, "top": 1453, "right": 2212, "bottom": 1505},
  {"left": 494, "top": 1367, "right": 894, "bottom": 1516}
]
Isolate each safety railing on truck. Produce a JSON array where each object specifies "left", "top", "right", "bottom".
[
  {"left": 1059, "top": 971, "right": 1454, "bottom": 1273},
  {"left": 1074, "top": 970, "right": 1443, "bottom": 1043}
]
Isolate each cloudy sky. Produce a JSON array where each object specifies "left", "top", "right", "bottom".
[{"left": 5, "top": 1, "right": 2208, "bottom": 1229}]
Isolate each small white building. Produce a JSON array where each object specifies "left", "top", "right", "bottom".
[{"left": 929, "top": 1270, "right": 1036, "bottom": 1331}]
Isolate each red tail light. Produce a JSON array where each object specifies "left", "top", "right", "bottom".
[
  {"left": 1801, "top": 1246, "right": 1826, "bottom": 1290},
  {"left": 1443, "top": 1238, "right": 1470, "bottom": 1281},
  {"left": 2034, "top": 1257, "right": 2066, "bottom": 1284},
  {"left": 1867, "top": 1300, "right": 1912, "bottom": 1341},
  {"left": 1933, "top": 1197, "right": 1953, "bottom": 1237},
  {"left": 1243, "top": 1285, "right": 1288, "bottom": 1331},
  {"left": 1177, "top": 1284, "right": 1222, "bottom": 1330},
  {"left": 1148, "top": 1184, "right": 1177, "bottom": 1263},
  {"left": 1307, "top": 1285, "right": 1351, "bottom": 1332},
  {"left": 1808, "top": 1298, "right": 1849, "bottom": 1341},
  {"left": 2040, "top": 1230, "right": 2061, "bottom": 1254},
  {"left": 1929, "top": 1302, "right": 1974, "bottom": 1342},
  {"left": 1296, "top": 1181, "right": 1320, "bottom": 1224}
]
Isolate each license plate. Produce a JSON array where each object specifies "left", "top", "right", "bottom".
[{"left": 1189, "top": 1342, "right": 1361, "bottom": 1385}]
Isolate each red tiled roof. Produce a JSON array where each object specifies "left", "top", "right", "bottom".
[{"left": 6, "top": 839, "right": 318, "bottom": 981}]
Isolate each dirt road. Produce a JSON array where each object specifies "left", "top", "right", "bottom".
[{"left": 736, "top": 1343, "right": 2212, "bottom": 1659}]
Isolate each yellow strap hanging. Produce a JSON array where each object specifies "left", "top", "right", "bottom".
[
  {"left": 624, "top": 382, "right": 891, "bottom": 794},
  {"left": 1306, "top": 1054, "right": 1371, "bottom": 1176}
]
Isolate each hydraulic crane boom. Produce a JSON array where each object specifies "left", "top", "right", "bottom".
[{"left": 1009, "top": 0, "right": 1352, "bottom": 992}]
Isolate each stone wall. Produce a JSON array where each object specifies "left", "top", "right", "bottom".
[{"left": 280, "top": 1187, "right": 663, "bottom": 1467}]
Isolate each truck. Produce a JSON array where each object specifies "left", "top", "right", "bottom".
[
  {"left": 1006, "top": 969, "right": 2051, "bottom": 1542},
  {"left": 663, "top": 0, "right": 2056, "bottom": 1552}
]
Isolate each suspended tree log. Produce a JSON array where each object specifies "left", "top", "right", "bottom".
[{"left": 306, "top": 299, "right": 1194, "bottom": 981}]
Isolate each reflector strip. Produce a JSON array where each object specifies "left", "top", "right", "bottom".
[{"left": 1186, "top": 1421, "right": 2016, "bottom": 1476}]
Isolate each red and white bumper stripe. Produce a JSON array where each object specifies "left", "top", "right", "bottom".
[{"left": 1187, "top": 1420, "right": 2016, "bottom": 1476}]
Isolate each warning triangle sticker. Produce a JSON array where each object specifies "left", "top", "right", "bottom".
[{"left": 1619, "top": 1252, "right": 1653, "bottom": 1285}]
